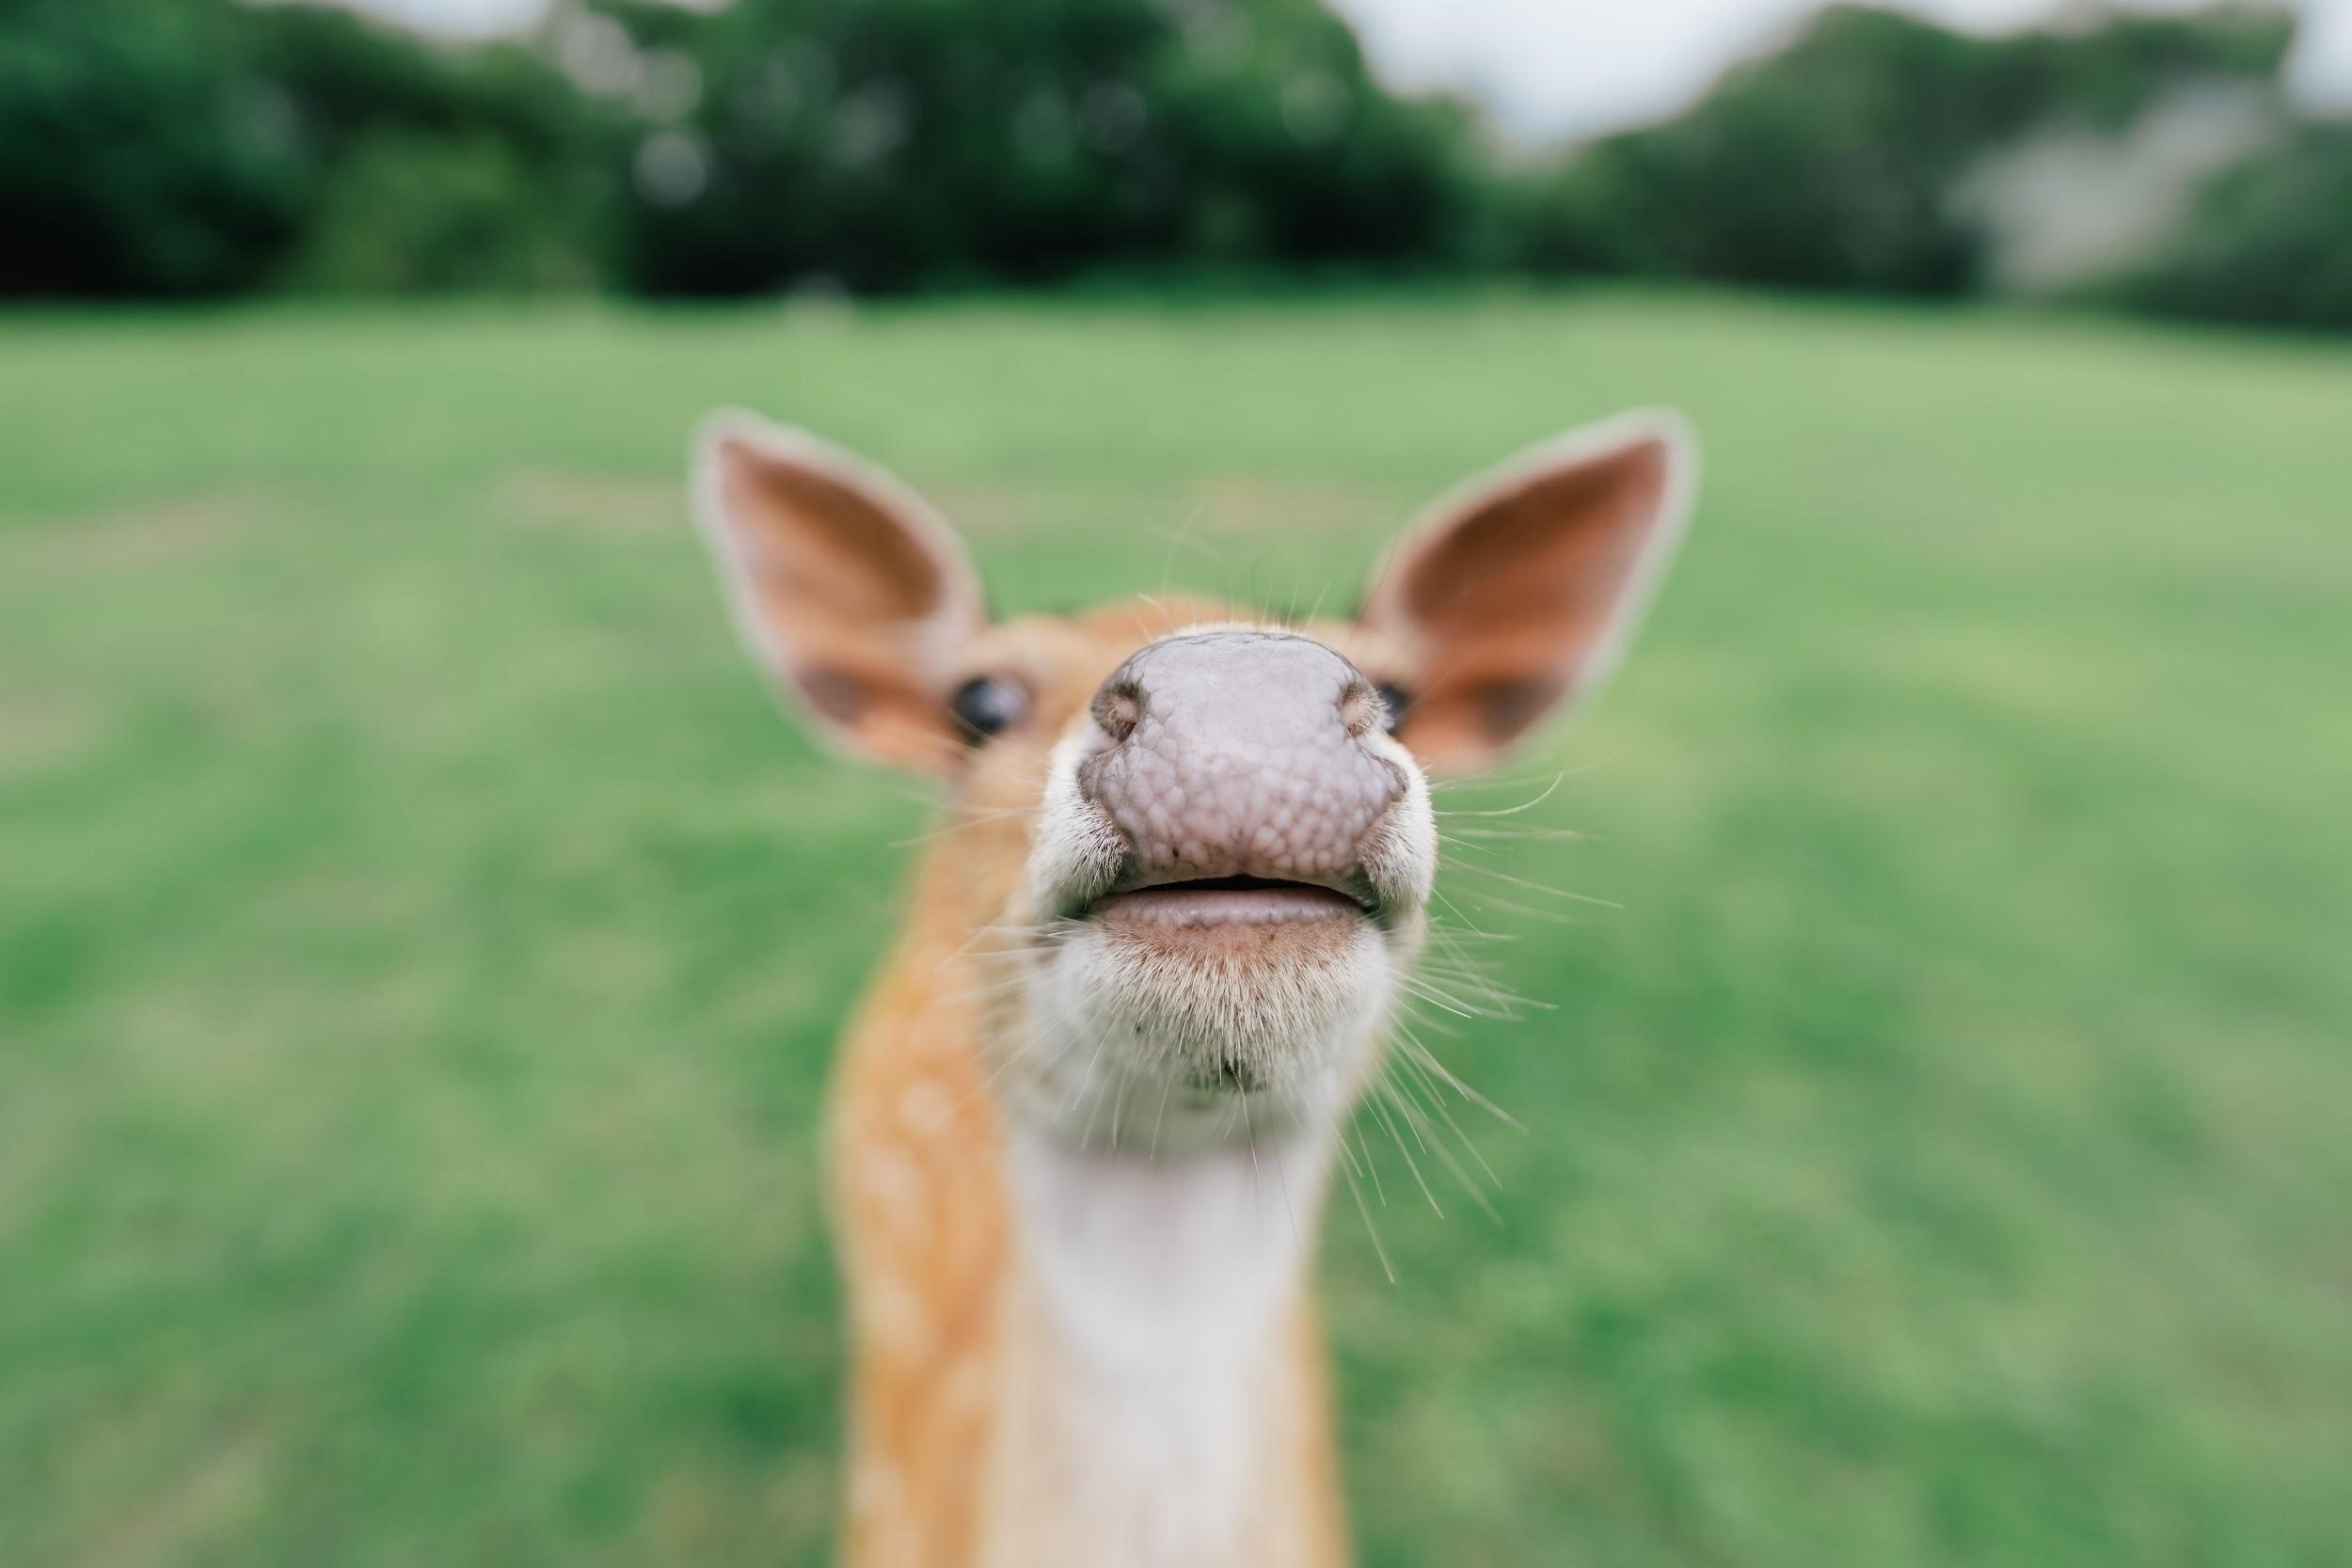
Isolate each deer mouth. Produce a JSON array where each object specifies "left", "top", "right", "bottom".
[{"left": 1084, "top": 874, "right": 1371, "bottom": 929}]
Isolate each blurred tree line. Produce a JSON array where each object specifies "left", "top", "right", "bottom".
[{"left": 1, "top": 0, "right": 2346, "bottom": 326}]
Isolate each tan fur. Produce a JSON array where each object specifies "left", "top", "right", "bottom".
[
  {"left": 691, "top": 411, "right": 1695, "bottom": 1568},
  {"left": 828, "top": 598, "right": 1362, "bottom": 1568}
]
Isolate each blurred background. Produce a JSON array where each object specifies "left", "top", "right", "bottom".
[{"left": 3, "top": 2, "right": 2348, "bottom": 1565}]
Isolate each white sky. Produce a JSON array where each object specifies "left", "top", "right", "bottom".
[{"left": 353, "top": 0, "right": 2352, "bottom": 142}]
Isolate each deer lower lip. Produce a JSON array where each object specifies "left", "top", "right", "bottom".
[{"left": 1088, "top": 877, "right": 1366, "bottom": 928}]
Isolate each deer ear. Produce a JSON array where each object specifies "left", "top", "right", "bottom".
[
  {"left": 692, "top": 412, "right": 985, "bottom": 775},
  {"left": 1359, "top": 410, "right": 1696, "bottom": 772}
]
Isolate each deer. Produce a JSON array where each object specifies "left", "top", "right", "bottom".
[{"left": 689, "top": 404, "right": 1697, "bottom": 1568}]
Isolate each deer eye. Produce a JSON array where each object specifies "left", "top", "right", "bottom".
[
  {"left": 1374, "top": 683, "right": 1412, "bottom": 736},
  {"left": 949, "top": 674, "right": 1028, "bottom": 742}
]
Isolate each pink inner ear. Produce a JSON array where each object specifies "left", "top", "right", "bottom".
[
  {"left": 1401, "top": 441, "right": 1669, "bottom": 642},
  {"left": 719, "top": 439, "right": 946, "bottom": 620},
  {"left": 1362, "top": 426, "right": 1684, "bottom": 769},
  {"left": 698, "top": 417, "right": 988, "bottom": 775}
]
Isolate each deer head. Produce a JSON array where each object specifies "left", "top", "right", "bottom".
[{"left": 691, "top": 406, "right": 1695, "bottom": 1568}]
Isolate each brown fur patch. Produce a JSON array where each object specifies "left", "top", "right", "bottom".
[
  {"left": 499, "top": 468, "right": 684, "bottom": 535},
  {"left": 10, "top": 489, "right": 266, "bottom": 575},
  {"left": 1186, "top": 475, "right": 1399, "bottom": 539},
  {"left": 75, "top": 1418, "right": 272, "bottom": 1568},
  {"left": 0, "top": 690, "right": 105, "bottom": 781}
]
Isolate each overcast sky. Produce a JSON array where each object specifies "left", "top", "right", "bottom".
[{"left": 350, "top": 0, "right": 2352, "bottom": 142}]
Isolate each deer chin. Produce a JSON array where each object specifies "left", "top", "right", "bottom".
[
  {"left": 982, "top": 727, "right": 1440, "bottom": 1150},
  {"left": 976, "top": 879, "right": 1422, "bottom": 1155}
]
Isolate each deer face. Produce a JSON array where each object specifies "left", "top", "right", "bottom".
[{"left": 693, "top": 413, "right": 1694, "bottom": 1152}]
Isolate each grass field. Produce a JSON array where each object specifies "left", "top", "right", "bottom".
[{"left": 3, "top": 290, "right": 2349, "bottom": 1568}]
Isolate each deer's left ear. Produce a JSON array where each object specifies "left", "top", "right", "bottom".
[{"left": 1358, "top": 410, "right": 1697, "bottom": 772}]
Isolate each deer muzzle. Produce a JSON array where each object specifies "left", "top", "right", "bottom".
[{"left": 1067, "top": 630, "right": 1425, "bottom": 929}]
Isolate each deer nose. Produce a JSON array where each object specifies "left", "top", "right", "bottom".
[{"left": 1077, "top": 631, "right": 1405, "bottom": 883}]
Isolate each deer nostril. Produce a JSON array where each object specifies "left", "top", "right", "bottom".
[
  {"left": 1093, "top": 682, "right": 1142, "bottom": 743},
  {"left": 1074, "top": 632, "right": 1415, "bottom": 895},
  {"left": 1339, "top": 680, "right": 1387, "bottom": 739}
]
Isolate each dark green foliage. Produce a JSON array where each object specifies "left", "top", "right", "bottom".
[
  {"left": 0, "top": 0, "right": 307, "bottom": 295},
  {"left": 252, "top": 5, "right": 621, "bottom": 293},
  {"left": 0, "top": 0, "right": 1481, "bottom": 298},
  {"left": 601, "top": 0, "right": 1485, "bottom": 293},
  {"left": 1509, "top": 5, "right": 2297, "bottom": 295},
  {"left": 287, "top": 131, "right": 609, "bottom": 293},
  {"left": 0, "top": 0, "right": 615, "bottom": 296},
  {"left": 0, "top": 0, "right": 2342, "bottom": 328},
  {"left": 2122, "top": 123, "right": 2352, "bottom": 329}
]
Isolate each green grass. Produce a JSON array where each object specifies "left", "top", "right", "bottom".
[{"left": 3, "top": 290, "right": 2348, "bottom": 1568}]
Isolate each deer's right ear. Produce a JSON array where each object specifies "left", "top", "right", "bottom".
[{"left": 692, "top": 412, "right": 986, "bottom": 775}]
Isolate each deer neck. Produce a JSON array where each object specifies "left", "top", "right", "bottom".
[
  {"left": 976, "top": 1123, "right": 1346, "bottom": 1568},
  {"left": 835, "top": 887, "right": 1354, "bottom": 1568}
]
